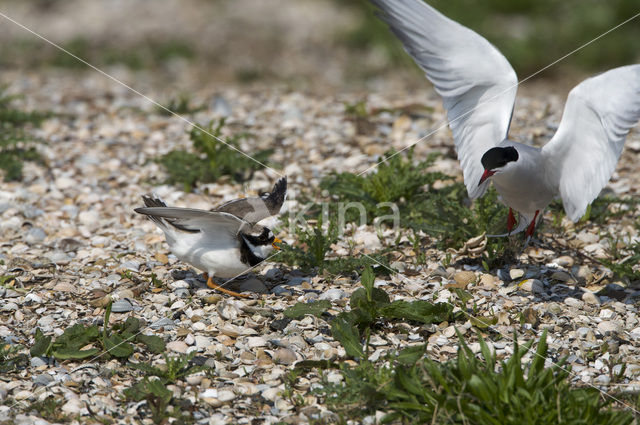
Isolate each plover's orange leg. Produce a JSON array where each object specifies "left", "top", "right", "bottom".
[{"left": 205, "top": 274, "right": 250, "bottom": 298}]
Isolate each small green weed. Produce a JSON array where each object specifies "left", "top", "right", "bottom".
[
  {"left": 278, "top": 214, "right": 394, "bottom": 275},
  {"left": 0, "top": 88, "right": 49, "bottom": 181},
  {"left": 158, "top": 94, "right": 206, "bottom": 116},
  {"left": 0, "top": 343, "right": 29, "bottom": 373},
  {"left": 157, "top": 118, "right": 273, "bottom": 190},
  {"left": 28, "top": 395, "right": 69, "bottom": 423},
  {"left": 600, "top": 239, "right": 640, "bottom": 283},
  {"left": 30, "top": 301, "right": 165, "bottom": 360},
  {"left": 125, "top": 351, "right": 208, "bottom": 424},
  {"left": 129, "top": 351, "right": 210, "bottom": 383}
]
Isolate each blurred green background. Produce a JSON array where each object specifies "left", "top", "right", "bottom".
[
  {"left": 0, "top": 0, "right": 637, "bottom": 90},
  {"left": 343, "top": 0, "right": 640, "bottom": 77}
]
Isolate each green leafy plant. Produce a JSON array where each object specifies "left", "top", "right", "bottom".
[
  {"left": 157, "top": 118, "right": 273, "bottom": 190},
  {"left": 318, "top": 330, "right": 633, "bottom": 424},
  {"left": 284, "top": 266, "right": 455, "bottom": 359},
  {"left": 30, "top": 302, "right": 165, "bottom": 360},
  {"left": 123, "top": 377, "right": 174, "bottom": 424},
  {"left": 320, "top": 148, "right": 510, "bottom": 263},
  {"left": 0, "top": 88, "right": 49, "bottom": 181}
]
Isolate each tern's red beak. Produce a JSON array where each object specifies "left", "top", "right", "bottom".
[{"left": 478, "top": 169, "right": 496, "bottom": 186}]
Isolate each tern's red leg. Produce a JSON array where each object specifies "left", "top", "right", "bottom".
[
  {"left": 507, "top": 208, "right": 517, "bottom": 233},
  {"left": 525, "top": 210, "right": 540, "bottom": 237},
  {"left": 206, "top": 275, "right": 250, "bottom": 298}
]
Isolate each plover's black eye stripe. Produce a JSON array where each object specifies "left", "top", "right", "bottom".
[{"left": 481, "top": 146, "right": 519, "bottom": 170}]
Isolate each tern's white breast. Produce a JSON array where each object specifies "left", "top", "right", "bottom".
[{"left": 492, "top": 141, "right": 556, "bottom": 215}]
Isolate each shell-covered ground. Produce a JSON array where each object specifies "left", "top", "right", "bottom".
[
  {"left": 1, "top": 1, "right": 640, "bottom": 424},
  {"left": 1, "top": 68, "right": 640, "bottom": 424}
]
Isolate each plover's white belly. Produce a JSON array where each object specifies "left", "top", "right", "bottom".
[{"left": 169, "top": 234, "right": 251, "bottom": 278}]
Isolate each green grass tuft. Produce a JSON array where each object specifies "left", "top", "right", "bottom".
[
  {"left": 157, "top": 118, "right": 273, "bottom": 190},
  {"left": 0, "top": 88, "right": 49, "bottom": 181}
]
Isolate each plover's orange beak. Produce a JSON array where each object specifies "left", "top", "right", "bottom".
[
  {"left": 272, "top": 237, "right": 282, "bottom": 250},
  {"left": 478, "top": 169, "right": 496, "bottom": 186}
]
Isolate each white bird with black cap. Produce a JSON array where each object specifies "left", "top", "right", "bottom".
[
  {"left": 135, "top": 177, "right": 287, "bottom": 298},
  {"left": 371, "top": 0, "right": 640, "bottom": 240}
]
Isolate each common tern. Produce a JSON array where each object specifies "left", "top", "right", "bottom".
[
  {"left": 372, "top": 0, "right": 640, "bottom": 240},
  {"left": 135, "top": 178, "right": 286, "bottom": 297}
]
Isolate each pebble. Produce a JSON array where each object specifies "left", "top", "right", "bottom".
[
  {"left": 273, "top": 348, "right": 297, "bottom": 365},
  {"left": 194, "top": 335, "right": 211, "bottom": 349},
  {"left": 318, "top": 289, "right": 347, "bottom": 301},
  {"left": 1, "top": 303, "right": 18, "bottom": 312},
  {"left": 553, "top": 256, "right": 574, "bottom": 267},
  {"left": 598, "top": 321, "right": 622, "bottom": 334},
  {"left": 519, "top": 279, "right": 544, "bottom": 294},
  {"left": 288, "top": 277, "right": 311, "bottom": 286},
  {"left": 167, "top": 341, "right": 188, "bottom": 353},
  {"left": 111, "top": 299, "right": 134, "bottom": 313},
  {"left": 479, "top": 274, "right": 497, "bottom": 289},
  {"left": 545, "top": 303, "right": 563, "bottom": 315},
  {"left": 261, "top": 387, "right": 281, "bottom": 401},
  {"left": 564, "top": 297, "right": 583, "bottom": 308},
  {"left": 24, "top": 227, "right": 46, "bottom": 244},
  {"left": 33, "top": 374, "right": 55, "bottom": 386},
  {"left": 149, "top": 318, "right": 176, "bottom": 330},
  {"left": 509, "top": 269, "right": 525, "bottom": 280},
  {"left": 30, "top": 357, "right": 48, "bottom": 368},
  {"left": 453, "top": 271, "right": 476, "bottom": 286},
  {"left": 55, "top": 176, "right": 76, "bottom": 190},
  {"left": 53, "top": 282, "right": 76, "bottom": 292},
  {"left": 271, "top": 285, "right": 291, "bottom": 296},
  {"left": 247, "top": 337, "right": 267, "bottom": 348},
  {"left": 581, "top": 291, "right": 600, "bottom": 305},
  {"left": 599, "top": 309, "right": 616, "bottom": 320},
  {"left": 61, "top": 398, "right": 82, "bottom": 415},
  {"left": 551, "top": 271, "right": 574, "bottom": 283},
  {"left": 235, "top": 277, "right": 268, "bottom": 294},
  {"left": 217, "top": 390, "right": 236, "bottom": 403}
]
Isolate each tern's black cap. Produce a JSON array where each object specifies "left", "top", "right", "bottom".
[{"left": 481, "top": 146, "right": 519, "bottom": 170}]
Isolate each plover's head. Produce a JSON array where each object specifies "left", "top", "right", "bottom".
[
  {"left": 241, "top": 226, "right": 281, "bottom": 260},
  {"left": 478, "top": 146, "right": 519, "bottom": 186}
]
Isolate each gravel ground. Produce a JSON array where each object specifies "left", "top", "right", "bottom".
[{"left": 0, "top": 65, "right": 639, "bottom": 424}]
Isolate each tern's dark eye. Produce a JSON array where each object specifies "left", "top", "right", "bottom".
[{"left": 481, "top": 146, "right": 519, "bottom": 170}]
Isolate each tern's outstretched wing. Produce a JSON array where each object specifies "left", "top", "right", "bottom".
[
  {"left": 371, "top": 0, "right": 518, "bottom": 198},
  {"left": 541, "top": 65, "right": 640, "bottom": 221}
]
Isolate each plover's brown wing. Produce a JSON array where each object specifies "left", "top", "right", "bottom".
[
  {"left": 135, "top": 206, "right": 247, "bottom": 236},
  {"left": 214, "top": 177, "right": 287, "bottom": 223}
]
